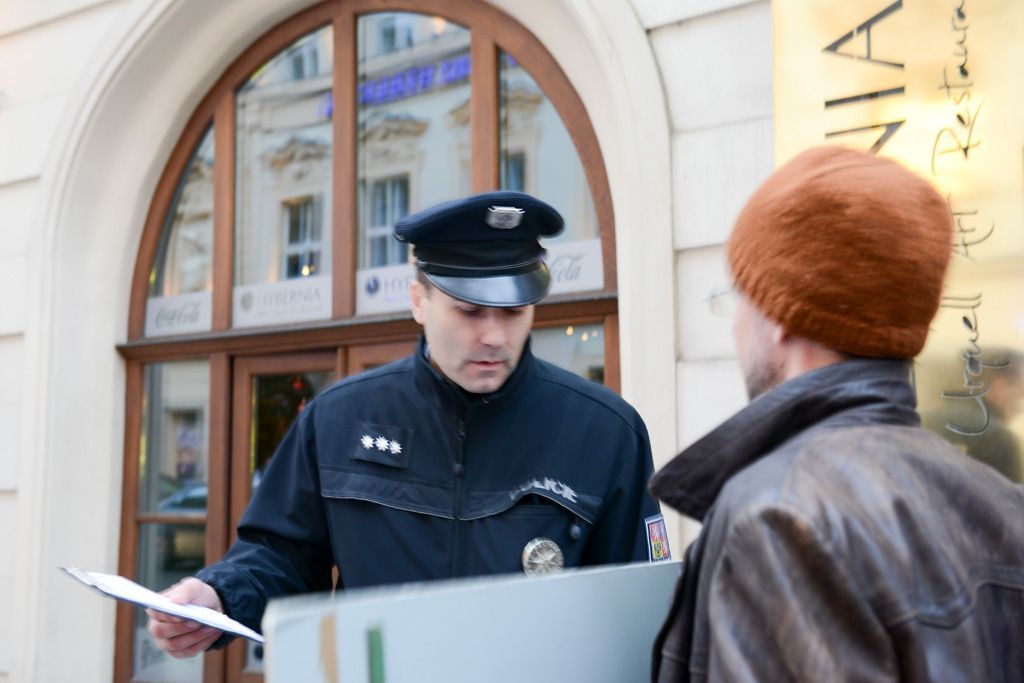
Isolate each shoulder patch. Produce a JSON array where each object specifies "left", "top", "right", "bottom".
[{"left": 645, "top": 513, "right": 672, "bottom": 562}]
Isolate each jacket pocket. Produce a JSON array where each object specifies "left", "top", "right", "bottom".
[
  {"left": 461, "top": 482, "right": 604, "bottom": 523},
  {"left": 458, "top": 490, "right": 604, "bottom": 572},
  {"left": 319, "top": 467, "right": 454, "bottom": 519}
]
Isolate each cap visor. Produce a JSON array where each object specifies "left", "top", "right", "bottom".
[{"left": 426, "top": 264, "right": 551, "bottom": 307}]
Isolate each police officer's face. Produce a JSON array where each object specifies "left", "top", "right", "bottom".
[{"left": 411, "top": 282, "right": 534, "bottom": 393}]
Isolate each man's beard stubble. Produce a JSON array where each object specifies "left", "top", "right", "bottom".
[{"left": 744, "top": 355, "right": 784, "bottom": 401}]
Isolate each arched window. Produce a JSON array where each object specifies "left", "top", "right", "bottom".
[{"left": 116, "top": 2, "right": 617, "bottom": 681}]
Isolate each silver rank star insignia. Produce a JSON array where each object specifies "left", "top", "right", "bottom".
[
  {"left": 485, "top": 205, "right": 525, "bottom": 229},
  {"left": 522, "top": 537, "right": 564, "bottom": 575}
]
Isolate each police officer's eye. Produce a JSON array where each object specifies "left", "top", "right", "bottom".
[
  {"left": 456, "top": 305, "right": 483, "bottom": 317},
  {"left": 503, "top": 308, "right": 526, "bottom": 317}
]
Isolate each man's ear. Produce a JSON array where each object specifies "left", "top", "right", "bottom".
[
  {"left": 410, "top": 280, "right": 427, "bottom": 325},
  {"left": 771, "top": 323, "right": 789, "bottom": 347}
]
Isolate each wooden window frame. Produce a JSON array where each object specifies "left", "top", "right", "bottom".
[
  {"left": 116, "top": 1, "right": 619, "bottom": 681},
  {"left": 117, "top": 354, "right": 232, "bottom": 682},
  {"left": 126, "top": 0, "right": 615, "bottom": 339}
]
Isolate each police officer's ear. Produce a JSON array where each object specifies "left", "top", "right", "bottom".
[{"left": 410, "top": 278, "right": 429, "bottom": 325}]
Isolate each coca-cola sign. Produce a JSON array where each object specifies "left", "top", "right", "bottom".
[
  {"left": 547, "top": 239, "right": 603, "bottom": 295},
  {"left": 548, "top": 253, "right": 583, "bottom": 284},
  {"left": 145, "top": 291, "right": 212, "bottom": 337}
]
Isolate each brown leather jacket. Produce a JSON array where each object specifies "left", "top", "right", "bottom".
[{"left": 649, "top": 359, "right": 1024, "bottom": 682}]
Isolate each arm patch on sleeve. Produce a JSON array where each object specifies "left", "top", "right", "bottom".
[{"left": 645, "top": 513, "right": 672, "bottom": 562}]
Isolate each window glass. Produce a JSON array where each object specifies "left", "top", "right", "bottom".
[
  {"left": 132, "top": 523, "right": 206, "bottom": 681},
  {"left": 235, "top": 25, "right": 334, "bottom": 327},
  {"left": 282, "top": 195, "right": 324, "bottom": 278},
  {"left": 139, "top": 361, "right": 210, "bottom": 514},
  {"left": 145, "top": 128, "right": 214, "bottom": 337},
  {"left": 355, "top": 13, "right": 471, "bottom": 315},
  {"left": 364, "top": 176, "right": 410, "bottom": 267},
  {"left": 242, "top": 369, "right": 332, "bottom": 674},
  {"left": 499, "top": 51, "right": 603, "bottom": 296},
  {"left": 917, "top": 294, "right": 1024, "bottom": 484},
  {"left": 250, "top": 371, "right": 333, "bottom": 486},
  {"left": 532, "top": 324, "right": 605, "bottom": 384},
  {"left": 134, "top": 369, "right": 208, "bottom": 681}
]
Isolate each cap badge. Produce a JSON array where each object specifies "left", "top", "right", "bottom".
[
  {"left": 485, "top": 206, "right": 525, "bottom": 229},
  {"left": 522, "top": 537, "right": 564, "bottom": 575}
]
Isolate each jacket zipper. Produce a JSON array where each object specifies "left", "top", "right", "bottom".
[{"left": 450, "top": 416, "right": 467, "bottom": 576}]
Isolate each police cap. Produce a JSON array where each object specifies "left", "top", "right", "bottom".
[{"left": 394, "top": 191, "right": 564, "bottom": 307}]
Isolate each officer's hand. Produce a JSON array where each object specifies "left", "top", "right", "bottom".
[{"left": 146, "top": 578, "right": 224, "bottom": 658}]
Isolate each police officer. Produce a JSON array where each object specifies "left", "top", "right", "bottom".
[{"left": 148, "top": 191, "right": 666, "bottom": 658}]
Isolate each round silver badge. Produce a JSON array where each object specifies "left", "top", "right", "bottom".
[{"left": 522, "top": 537, "right": 564, "bottom": 575}]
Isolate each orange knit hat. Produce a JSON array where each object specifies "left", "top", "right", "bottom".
[{"left": 727, "top": 146, "right": 953, "bottom": 358}]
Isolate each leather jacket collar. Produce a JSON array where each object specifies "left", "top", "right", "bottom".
[{"left": 650, "top": 358, "right": 919, "bottom": 521}]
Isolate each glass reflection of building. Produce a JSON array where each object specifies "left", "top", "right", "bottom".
[
  {"left": 920, "top": 348, "right": 1024, "bottom": 483},
  {"left": 352, "top": 14, "right": 599, "bottom": 274},
  {"left": 135, "top": 360, "right": 211, "bottom": 682},
  {"left": 499, "top": 51, "right": 598, "bottom": 247},
  {"left": 149, "top": 131, "right": 215, "bottom": 298},
  {"left": 356, "top": 14, "right": 472, "bottom": 270},
  {"left": 235, "top": 28, "right": 334, "bottom": 290}
]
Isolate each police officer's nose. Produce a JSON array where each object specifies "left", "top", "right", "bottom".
[{"left": 479, "top": 311, "right": 508, "bottom": 348}]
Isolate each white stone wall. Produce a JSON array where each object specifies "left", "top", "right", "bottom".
[
  {"left": 0, "top": 2, "right": 127, "bottom": 680},
  {"left": 639, "top": 0, "right": 775, "bottom": 543}
]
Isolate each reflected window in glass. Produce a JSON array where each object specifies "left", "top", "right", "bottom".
[
  {"left": 499, "top": 52, "right": 597, "bottom": 245},
  {"left": 139, "top": 361, "right": 211, "bottom": 514},
  {"left": 133, "top": 523, "right": 206, "bottom": 681},
  {"left": 144, "top": 128, "right": 214, "bottom": 337},
  {"left": 503, "top": 151, "right": 526, "bottom": 193},
  {"left": 377, "top": 15, "right": 414, "bottom": 56},
  {"left": 499, "top": 51, "right": 603, "bottom": 295},
  {"left": 282, "top": 195, "right": 324, "bottom": 279},
  {"left": 135, "top": 359, "right": 210, "bottom": 682},
  {"left": 235, "top": 25, "right": 334, "bottom": 326},
  {"left": 364, "top": 176, "right": 410, "bottom": 267},
  {"left": 356, "top": 13, "right": 471, "bottom": 283},
  {"left": 532, "top": 324, "right": 605, "bottom": 384}
]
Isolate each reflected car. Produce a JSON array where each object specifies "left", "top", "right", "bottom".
[{"left": 157, "top": 484, "right": 207, "bottom": 570}]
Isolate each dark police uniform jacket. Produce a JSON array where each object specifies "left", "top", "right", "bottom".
[{"left": 198, "top": 338, "right": 663, "bottom": 636}]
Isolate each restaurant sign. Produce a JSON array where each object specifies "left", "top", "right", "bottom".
[{"left": 774, "top": 0, "right": 1024, "bottom": 471}]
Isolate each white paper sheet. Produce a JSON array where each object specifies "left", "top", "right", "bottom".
[{"left": 61, "top": 566, "right": 265, "bottom": 643}]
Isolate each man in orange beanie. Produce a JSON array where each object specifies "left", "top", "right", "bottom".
[{"left": 649, "top": 146, "right": 1024, "bottom": 681}]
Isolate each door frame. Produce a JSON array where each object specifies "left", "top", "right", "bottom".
[
  {"left": 229, "top": 352, "right": 339, "bottom": 543},
  {"left": 348, "top": 340, "right": 418, "bottom": 375},
  {"left": 227, "top": 351, "right": 338, "bottom": 682}
]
